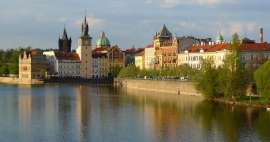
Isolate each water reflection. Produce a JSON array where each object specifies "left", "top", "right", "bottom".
[{"left": 0, "top": 84, "right": 268, "bottom": 142}]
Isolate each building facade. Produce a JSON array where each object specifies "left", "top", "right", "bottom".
[
  {"left": 178, "top": 42, "right": 270, "bottom": 70},
  {"left": 153, "top": 25, "right": 211, "bottom": 69},
  {"left": 144, "top": 45, "right": 155, "bottom": 70},
  {"left": 43, "top": 51, "right": 81, "bottom": 78},
  {"left": 135, "top": 50, "right": 145, "bottom": 70},
  {"left": 19, "top": 50, "right": 47, "bottom": 80}
]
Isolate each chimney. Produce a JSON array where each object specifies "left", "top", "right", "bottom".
[{"left": 260, "top": 27, "right": 264, "bottom": 43}]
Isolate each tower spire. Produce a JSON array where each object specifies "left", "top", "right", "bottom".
[{"left": 81, "top": 13, "right": 89, "bottom": 37}]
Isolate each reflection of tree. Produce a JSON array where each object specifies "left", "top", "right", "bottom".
[
  {"left": 194, "top": 101, "right": 247, "bottom": 142},
  {"left": 254, "top": 111, "right": 270, "bottom": 142}
]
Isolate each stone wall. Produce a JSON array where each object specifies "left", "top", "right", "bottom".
[
  {"left": 0, "top": 77, "right": 44, "bottom": 85},
  {"left": 115, "top": 78, "right": 201, "bottom": 96}
]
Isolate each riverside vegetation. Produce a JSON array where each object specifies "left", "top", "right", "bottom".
[{"left": 118, "top": 33, "right": 270, "bottom": 106}]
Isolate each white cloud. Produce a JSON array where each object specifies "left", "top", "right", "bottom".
[
  {"left": 73, "top": 15, "right": 107, "bottom": 29},
  {"left": 147, "top": 0, "right": 238, "bottom": 8},
  {"left": 176, "top": 21, "right": 260, "bottom": 40}
]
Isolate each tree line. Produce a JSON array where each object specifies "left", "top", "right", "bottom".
[{"left": 0, "top": 47, "right": 30, "bottom": 75}]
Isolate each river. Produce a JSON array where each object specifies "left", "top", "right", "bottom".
[{"left": 0, "top": 84, "right": 269, "bottom": 142}]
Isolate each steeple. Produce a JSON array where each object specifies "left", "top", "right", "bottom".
[
  {"left": 159, "top": 24, "right": 172, "bottom": 38},
  {"left": 62, "top": 27, "right": 68, "bottom": 39},
  {"left": 59, "top": 27, "right": 72, "bottom": 52},
  {"left": 81, "top": 16, "right": 89, "bottom": 37}
]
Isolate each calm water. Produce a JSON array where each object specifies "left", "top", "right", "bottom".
[{"left": 0, "top": 84, "right": 269, "bottom": 142}]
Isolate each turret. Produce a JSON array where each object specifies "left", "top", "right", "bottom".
[{"left": 260, "top": 27, "right": 264, "bottom": 43}]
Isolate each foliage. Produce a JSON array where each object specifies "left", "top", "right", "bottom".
[
  {"left": 254, "top": 60, "right": 270, "bottom": 100},
  {"left": 193, "top": 33, "right": 250, "bottom": 99},
  {"left": 0, "top": 48, "right": 27, "bottom": 75},
  {"left": 194, "top": 60, "right": 223, "bottom": 98},
  {"left": 118, "top": 64, "right": 140, "bottom": 78},
  {"left": 220, "top": 33, "right": 250, "bottom": 99},
  {"left": 110, "top": 66, "right": 123, "bottom": 77},
  {"left": 117, "top": 64, "right": 197, "bottom": 79}
]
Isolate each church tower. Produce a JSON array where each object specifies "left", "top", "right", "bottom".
[
  {"left": 76, "top": 16, "right": 92, "bottom": 79},
  {"left": 58, "top": 27, "right": 72, "bottom": 53}
]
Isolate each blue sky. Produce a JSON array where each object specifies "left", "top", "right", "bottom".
[{"left": 0, "top": 0, "right": 269, "bottom": 49}]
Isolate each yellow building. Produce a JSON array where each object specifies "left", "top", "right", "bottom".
[
  {"left": 19, "top": 50, "right": 47, "bottom": 80},
  {"left": 153, "top": 25, "right": 212, "bottom": 70},
  {"left": 135, "top": 50, "right": 145, "bottom": 70}
]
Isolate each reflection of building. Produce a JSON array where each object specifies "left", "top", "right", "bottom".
[
  {"left": 153, "top": 25, "right": 211, "bottom": 69},
  {"left": 19, "top": 50, "right": 47, "bottom": 80},
  {"left": 18, "top": 93, "right": 32, "bottom": 134},
  {"left": 135, "top": 49, "right": 145, "bottom": 70},
  {"left": 75, "top": 85, "right": 90, "bottom": 140}
]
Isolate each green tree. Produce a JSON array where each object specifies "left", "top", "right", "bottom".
[
  {"left": 0, "top": 65, "right": 9, "bottom": 75},
  {"left": 254, "top": 60, "right": 270, "bottom": 100},
  {"left": 118, "top": 64, "right": 139, "bottom": 78},
  {"left": 221, "top": 33, "right": 250, "bottom": 99},
  {"left": 194, "top": 59, "right": 222, "bottom": 98}
]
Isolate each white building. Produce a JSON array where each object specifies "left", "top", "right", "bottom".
[
  {"left": 178, "top": 43, "right": 270, "bottom": 70},
  {"left": 43, "top": 51, "right": 81, "bottom": 77},
  {"left": 144, "top": 45, "right": 155, "bottom": 70}
]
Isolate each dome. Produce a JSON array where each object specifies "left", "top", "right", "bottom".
[
  {"left": 216, "top": 33, "right": 224, "bottom": 43},
  {"left": 96, "top": 32, "right": 111, "bottom": 47}
]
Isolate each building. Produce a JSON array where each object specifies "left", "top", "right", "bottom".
[
  {"left": 92, "top": 32, "right": 125, "bottom": 78},
  {"left": 144, "top": 45, "right": 155, "bottom": 69},
  {"left": 19, "top": 50, "right": 47, "bottom": 80},
  {"left": 58, "top": 28, "right": 72, "bottom": 53},
  {"left": 135, "top": 49, "right": 145, "bottom": 70},
  {"left": 107, "top": 45, "right": 125, "bottom": 70},
  {"left": 43, "top": 51, "right": 81, "bottom": 78},
  {"left": 92, "top": 32, "right": 111, "bottom": 78},
  {"left": 178, "top": 42, "right": 270, "bottom": 70},
  {"left": 124, "top": 47, "right": 144, "bottom": 66},
  {"left": 153, "top": 24, "right": 211, "bottom": 69},
  {"left": 76, "top": 16, "right": 93, "bottom": 79},
  {"left": 92, "top": 48, "right": 109, "bottom": 78}
]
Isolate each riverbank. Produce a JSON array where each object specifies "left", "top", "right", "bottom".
[
  {"left": 0, "top": 77, "right": 44, "bottom": 85},
  {"left": 114, "top": 78, "right": 201, "bottom": 96},
  {"left": 209, "top": 98, "right": 270, "bottom": 109},
  {"left": 115, "top": 78, "right": 270, "bottom": 109}
]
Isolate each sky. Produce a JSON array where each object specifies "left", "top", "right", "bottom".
[{"left": 0, "top": 0, "right": 269, "bottom": 50}]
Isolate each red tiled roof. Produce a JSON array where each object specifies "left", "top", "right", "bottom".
[
  {"left": 55, "top": 52, "right": 80, "bottom": 61},
  {"left": 92, "top": 47, "right": 108, "bottom": 58},
  {"left": 145, "top": 44, "right": 153, "bottom": 48},
  {"left": 187, "top": 43, "right": 270, "bottom": 53}
]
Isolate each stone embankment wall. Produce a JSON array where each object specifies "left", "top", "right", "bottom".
[
  {"left": 0, "top": 77, "right": 44, "bottom": 85},
  {"left": 114, "top": 78, "right": 201, "bottom": 96}
]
